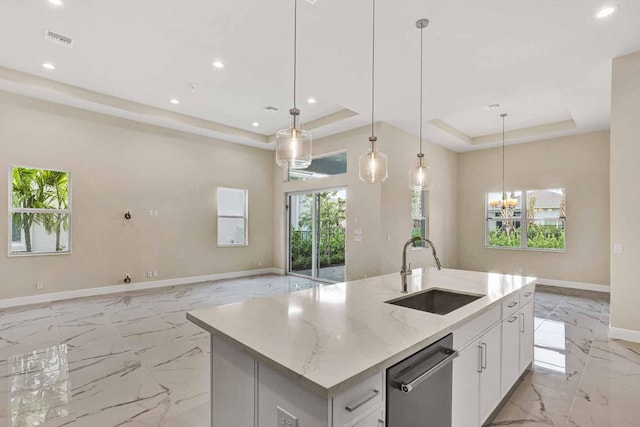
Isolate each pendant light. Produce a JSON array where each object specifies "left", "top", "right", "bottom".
[
  {"left": 410, "top": 18, "right": 432, "bottom": 191},
  {"left": 276, "top": 0, "right": 312, "bottom": 169},
  {"left": 359, "top": 0, "right": 388, "bottom": 183}
]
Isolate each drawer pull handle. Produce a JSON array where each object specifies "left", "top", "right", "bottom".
[
  {"left": 524, "top": 292, "right": 532, "bottom": 298},
  {"left": 345, "top": 389, "right": 380, "bottom": 412},
  {"left": 507, "top": 302, "right": 518, "bottom": 308},
  {"left": 520, "top": 312, "right": 525, "bottom": 333},
  {"left": 508, "top": 316, "right": 518, "bottom": 323}
]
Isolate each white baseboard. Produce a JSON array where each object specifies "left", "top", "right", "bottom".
[
  {"left": 609, "top": 326, "right": 640, "bottom": 344},
  {"left": 535, "top": 278, "right": 610, "bottom": 293},
  {"left": 0, "top": 267, "right": 285, "bottom": 309}
]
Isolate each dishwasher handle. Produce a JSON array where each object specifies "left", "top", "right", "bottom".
[{"left": 397, "top": 348, "right": 458, "bottom": 393}]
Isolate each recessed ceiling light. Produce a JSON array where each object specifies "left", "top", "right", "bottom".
[
  {"left": 212, "top": 60, "right": 225, "bottom": 69},
  {"left": 42, "top": 62, "right": 56, "bottom": 70},
  {"left": 595, "top": 5, "right": 617, "bottom": 19},
  {"left": 252, "top": 122, "right": 260, "bottom": 127},
  {"left": 170, "top": 98, "right": 180, "bottom": 105},
  {"left": 307, "top": 97, "right": 317, "bottom": 104},
  {"left": 47, "top": 0, "right": 63, "bottom": 6}
]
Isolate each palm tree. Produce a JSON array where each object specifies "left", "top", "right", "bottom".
[
  {"left": 37, "top": 170, "right": 69, "bottom": 252},
  {"left": 12, "top": 168, "right": 38, "bottom": 252}
]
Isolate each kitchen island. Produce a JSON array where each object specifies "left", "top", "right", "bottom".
[{"left": 187, "top": 268, "right": 537, "bottom": 426}]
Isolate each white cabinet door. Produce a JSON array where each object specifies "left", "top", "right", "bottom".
[
  {"left": 501, "top": 311, "right": 521, "bottom": 398},
  {"left": 452, "top": 342, "right": 481, "bottom": 427},
  {"left": 352, "top": 407, "right": 384, "bottom": 427},
  {"left": 519, "top": 301, "right": 535, "bottom": 373},
  {"left": 478, "top": 323, "right": 502, "bottom": 425}
]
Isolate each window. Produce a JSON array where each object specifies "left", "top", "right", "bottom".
[
  {"left": 10, "top": 166, "right": 71, "bottom": 255},
  {"left": 486, "top": 188, "right": 565, "bottom": 251},
  {"left": 288, "top": 151, "right": 347, "bottom": 181},
  {"left": 411, "top": 188, "right": 428, "bottom": 248},
  {"left": 217, "top": 188, "right": 248, "bottom": 247}
]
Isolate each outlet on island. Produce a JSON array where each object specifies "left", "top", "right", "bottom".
[{"left": 277, "top": 407, "right": 298, "bottom": 427}]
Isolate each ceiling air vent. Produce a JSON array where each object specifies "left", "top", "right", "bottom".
[
  {"left": 44, "top": 30, "right": 73, "bottom": 48},
  {"left": 483, "top": 103, "right": 501, "bottom": 111},
  {"left": 264, "top": 106, "right": 280, "bottom": 113}
]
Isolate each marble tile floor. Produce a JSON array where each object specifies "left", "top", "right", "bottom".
[
  {"left": 1, "top": 278, "right": 638, "bottom": 427},
  {"left": 489, "top": 285, "right": 640, "bottom": 427},
  {"left": 0, "top": 275, "right": 324, "bottom": 427}
]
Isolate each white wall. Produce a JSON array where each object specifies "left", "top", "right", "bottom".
[
  {"left": 273, "top": 123, "right": 459, "bottom": 281},
  {"left": 610, "top": 50, "right": 640, "bottom": 333},
  {"left": 0, "top": 91, "right": 275, "bottom": 299},
  {"left": 456, "top": 130, "right": 610, "bottom": 285}
]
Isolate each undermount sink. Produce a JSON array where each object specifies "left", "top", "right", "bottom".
[{"left": 386, "top": 289, "right": 484, "bottom": 315}]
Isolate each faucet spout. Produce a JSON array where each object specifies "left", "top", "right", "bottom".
[{"left": 400, "top": 236, "right": 442, "bottom": 293}]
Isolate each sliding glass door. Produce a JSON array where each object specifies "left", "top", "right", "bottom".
[{"left": 288, "top": 189, "right": 346, "bottom": 282}]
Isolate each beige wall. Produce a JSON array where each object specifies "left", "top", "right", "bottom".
[
  {"left": 610, "top": 51, "right": 640, "bottom": 332},
  {"left": 0, "top": 91, "right": 274, "bottom": 299},
  {"left": 273, "top": 122, "right": 459, "bottom": 281},
  {"left": 456, "top": 130, "right": 610, "bottom": 285}
]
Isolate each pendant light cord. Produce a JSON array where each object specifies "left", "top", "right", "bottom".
[
  {"left": 502, "top": 114, "right": 506, "bottom": 199},
  {"left": 370, "top": 0, "right": 376, "bottom": 139},
  {"left": 293, "top": 0, "right": 298, "bottom": 110},
  {"left": 419, "top": 24, "right": 424, "bottom": 155}
]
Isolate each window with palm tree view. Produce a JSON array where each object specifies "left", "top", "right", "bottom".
[
  {"left": 10, "top": 166, "right": 71, "bottom": 255},
  {"left": 486, "top": 188, "right": 565, "bottom": 251}
]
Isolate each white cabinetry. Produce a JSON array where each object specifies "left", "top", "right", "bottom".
[
  {"left": 454, "top": 286, "right": 536, "bottom": 427},
  {"left": 501, "top": 311, "right": 521, "bottom": 397},
  {"left": 519, "top": 300, "right": 534, "bottom": 373},
  {"left": 352, "top": 408, "right": 384, "bottom": 426},
  {"left": 452, "top": 342, "right": 481, "bottom": 427},
  {"left": 478, "top": 324, "right": 502, "bottom": 424},
  {"left": 501, "top": 296, "right": 535, "bottom": 397},
  {"left": 452, "top": 322, "right": 501, "bottom": 427}
]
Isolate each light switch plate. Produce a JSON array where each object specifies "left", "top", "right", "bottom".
[
  {"left": 277, "top": 407, "right": 298, "bottom": 427},
  {"left": 355, "top": 228, "right": 363, "bottom": 235},
  {"left": 355, "top": 235, "right": 363, "bottom": 242},
  {"left": 614, "top": 243, "right": 623, "bottom": 254}
]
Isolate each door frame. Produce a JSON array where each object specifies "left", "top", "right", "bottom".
[{"left": 285, "top": 186, "right": 347, "bottom": 283}]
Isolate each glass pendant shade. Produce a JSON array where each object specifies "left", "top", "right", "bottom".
[
  {"left": 410, "top": 154, "right": 432, "bottom": 191},
  {"left": 359, "top": 138, "right": 388, "bottom": 183},
  {"left": 275, "top": 127, "right": 312, "bottom": 169}
]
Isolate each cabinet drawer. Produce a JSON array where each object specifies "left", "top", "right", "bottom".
[
  {"left": 453, "top": 304, "right": 501, "bottom": 349},
  {"left": 501, "top": 294, "right": 520, "bottom": 319},
  {"left": 333, "top": 372, "right": 383, "bottom": 426},
  {"left": 520, "top": 283, "right": 535, "bottom": 306}
]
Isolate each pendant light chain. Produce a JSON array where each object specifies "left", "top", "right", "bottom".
[{"left": 370, "top": 0, "right": 376, "bottom": 139}]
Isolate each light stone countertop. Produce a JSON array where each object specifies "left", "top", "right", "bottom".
[{"left": 187, "top": 268, "right": 537, "bottom": 398}]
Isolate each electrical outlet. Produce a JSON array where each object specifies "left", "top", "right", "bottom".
[
  {"left": 154, "top": 209, "right": 159, "bottom": 217},
  {"left": 147, "top": 271, "right": 153, "bottom": 278},
  {"left": 258, "top": 260, "right": 263, "bottom": 267},
  {"left": 614, "top": 244, "right": 623, "bottom": 254},
  {"left": 355, "top": 235, "right": 363, "bottom": 242},
  {"left": 152, "top": 270, "right": 158, "bottom": 277},
  {"left": 277, "top": 407, "right": 298, "bottom": 427},
  {"left": 36, "top": 281, "right": 44, "bottom": 290}
]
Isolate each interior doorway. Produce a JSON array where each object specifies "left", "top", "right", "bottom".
[{"left": 287, "top": 188, "right": 347, "bottom": 283}]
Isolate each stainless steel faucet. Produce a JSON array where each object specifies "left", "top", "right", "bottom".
[{"left": 400, "top": 237, "right": 442, "bottom": 293}]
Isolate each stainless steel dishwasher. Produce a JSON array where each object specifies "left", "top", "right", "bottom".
[{"left": 386, "top": 333, "right": 458, "bottom": 426}]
